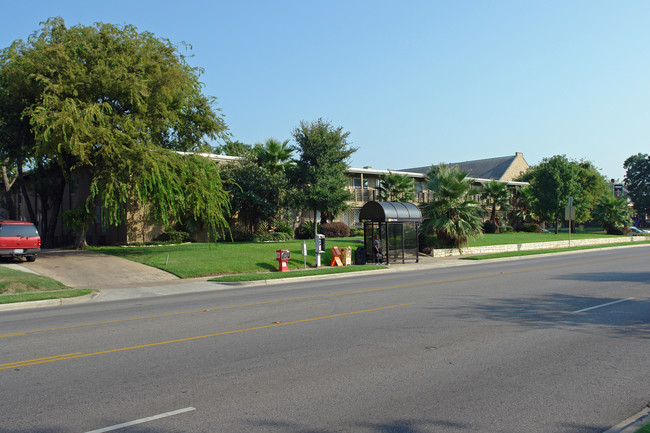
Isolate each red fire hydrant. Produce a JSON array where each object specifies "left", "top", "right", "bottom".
[{"left": 276, "top": 249, "right": 290, "bottom": 272}]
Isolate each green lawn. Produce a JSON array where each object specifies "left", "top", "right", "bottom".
[
  {"left": 90, "top": 237, "right": 365, "bottom": 279},
  {"left": 0, "top": 266, "right": 94, "bottom": 304},
  {"left": 466, "top": 230, "right": 624, "bottom": 247},
  {"left": 637, "top": 423, "right": 650, "bottom": 433},
  {"left": 90, "top": 231, "right": 639, "bottom": 279}
]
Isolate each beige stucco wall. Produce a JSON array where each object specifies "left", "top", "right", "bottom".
[{"left": 501, "top": 152, "right": 529, "bottom": 181}]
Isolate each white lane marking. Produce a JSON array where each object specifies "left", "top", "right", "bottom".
[
  {"left": 84, "top": 407, "right": 196, "bottom": 433},
  {"left": 572, "top": 297, "right": 634, "bottom": 314}
]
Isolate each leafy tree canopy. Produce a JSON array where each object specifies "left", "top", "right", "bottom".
[
  {"left": 221, "top": 160, "right": 284, "bottom": 233},
  {"left": 216, "top": 140, "right": 253, "bottom": 157},
  {"left": 624, "top": 153, "right": 650, "bottom": 224},
  {"left": 520, "top": 155, "right": 608, "bottom": 231},
  {"left": 0, "top": 18, "right": 231, "bottom": 243},
  {"left": 291, "top": 118, "right": 356, "bottom": 225}
]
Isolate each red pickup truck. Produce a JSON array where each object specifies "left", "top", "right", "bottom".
[{"left": 0, "top": 221, "right": 41, "bottom": 262}]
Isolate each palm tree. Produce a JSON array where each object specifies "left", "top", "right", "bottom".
[
  {"left": 480, "top": 180, "right": 512, "bottom": 224},
  {"left": 592, "top": 195, "right": 632, "bottom": 234},
  {"left": 378, "top": 171, "right": 415, "bottom": 202},
  {"left": 256, "top": 138, "right": 295, "bottom": 173},
  {"left": 508, "top": 185, "right": 537, "bottom": 229},
  {"left": 421, "top": 163, "right": 484, "bottom": 248}
]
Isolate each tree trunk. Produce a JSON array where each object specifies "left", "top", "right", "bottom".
[
  {"left": 17, "top": 162, "right": 36, "bottom": 223},
  {"left": 2, "top": 162, "right": 16, "bottom": 219},
  {"left": 74, "top": 229, "right": 88, "bottom": 250},
  {"left": 44, "top": 179, "right": 66, "bottom": 248}
]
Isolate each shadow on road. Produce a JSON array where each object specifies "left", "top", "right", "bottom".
[
  {"left": 554, "top": 271, "right": 650, "bottom": 285},
  {"left": 430, "top": 293, "right": 649, "bottom": 340}
]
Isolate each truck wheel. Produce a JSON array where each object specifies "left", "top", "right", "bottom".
[{"left": 25, "top": 255, "right": 36, "bottom": 262}]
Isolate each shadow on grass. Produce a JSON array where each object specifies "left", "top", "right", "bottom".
[{"left": 256, "top": 262, "right": 277, "bottom": 271}]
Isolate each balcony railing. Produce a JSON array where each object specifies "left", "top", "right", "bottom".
[{"left": 347, "top": 187, "right": 431, "bottom": 204}]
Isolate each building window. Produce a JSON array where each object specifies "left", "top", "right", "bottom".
[{"left": 353, "top": 177, "right": 369, "bottom": 188}]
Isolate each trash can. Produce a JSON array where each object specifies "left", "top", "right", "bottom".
[
  {"left": 276, "top": 249, "right": 290, "bottom": 272},
  {"left": 355, "top": 246, "right": 366, "bottom": 265}
]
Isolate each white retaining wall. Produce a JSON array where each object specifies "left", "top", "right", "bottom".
[{"left": 431, "top": 236, "right": 649, "bottom": 257}]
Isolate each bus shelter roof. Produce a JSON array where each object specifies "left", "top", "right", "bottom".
[{"left": 359, "top": 201, "right": 422, "bottom": 223}]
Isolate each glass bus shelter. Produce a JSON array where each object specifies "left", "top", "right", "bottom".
[{"left": 359, "top": 201, "right": 423, "bottom": 265}]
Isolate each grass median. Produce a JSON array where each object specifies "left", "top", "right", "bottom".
[{"left": 0, "top": 266, "right": 94, "bottom": 305}]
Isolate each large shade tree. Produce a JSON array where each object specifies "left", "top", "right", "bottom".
[
  {"left": 291, "top": 119, "right": 356, "bottom": 232},
  {"left": 221, "top": 159, "right": 284, "bottom": 233},
  {"left": 520, "top": 155, "right": 579, "bottom": 234},
  {"left": 421, "top": 163, "right": 483, "bottom": 248},
  {"left": 0, "top": 18, "right": 231, "bottom": 246},
  {"left": 624, "top": 153, "right": 650, "bottom": 225}
]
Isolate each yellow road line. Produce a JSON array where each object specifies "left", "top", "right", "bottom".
[
  {"left": 0, "top": 303, "right": 416, "bottom": 370},
  {"left": 0, "top": 353, "right": 83, "bottom": 367},
  {"left": 2, "top": 252, "right": 647, "bottom": 339}
]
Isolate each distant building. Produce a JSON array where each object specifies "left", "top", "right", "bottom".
[
  {"left": 402, "top": 152, "right": 529, "bottom": 182},
  {"left": 340, "top": 153, "right": 530, "bottom": 227}
]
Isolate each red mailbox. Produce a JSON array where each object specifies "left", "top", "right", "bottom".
[{"left": 276, "top": 249, "right": 290, "bottom": 272}]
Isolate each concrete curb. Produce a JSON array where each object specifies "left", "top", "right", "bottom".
[
  {"left": 0, "top": 291, "right": 99, "bottom": 312},
  {"left": 603, "top": 406, "right": 650, "bottom": 433}
]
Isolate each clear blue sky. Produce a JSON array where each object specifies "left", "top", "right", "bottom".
[{"left": 4, "top": 0, "right": 649, "bottom": 181}]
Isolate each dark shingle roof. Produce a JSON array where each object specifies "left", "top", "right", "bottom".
[{"left": 402, "top": 154, "right": 518, "bottom": 180}]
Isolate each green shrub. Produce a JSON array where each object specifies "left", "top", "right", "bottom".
[
  {"left": 520, "top": 223, "right": 542, "bottom": 233},
  {"left": 227, "top": 230, "right": 254, "bottom": 242},
  {"left": 251, "top": 232, "right": 293, "bottom": 242},
  {"left": 419, "top": 231, "right": 438, "bottom": 253},
  {"left": 483, "top": 220, "right": 499, "bottom": 234},
  {"left": 349, "top": 227, "right": 364, "bottom": 237},
  {"left": 295, "top": 221, "right": 320, "bottom": 239},
  {"left": 274, "top": 221, "right": 295, "bottom": 237},
  {"left": 607, "top": 226, "right": 630, "bottom": 235},
  {"left": 321, "top": 222, "right": 350, "bottom": 238},
  {"left": 155, "top": 229, "right": 190, "bottom": 244},
  {"left": 501, "top": 225, "right": 514, "bottom": 233}
]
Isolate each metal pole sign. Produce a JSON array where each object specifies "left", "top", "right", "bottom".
[
  {"left": 565, "top": 197, "right": 574, "bottom": 248},
  {"left": 302, "top": 240, "right": 307, "bottom": 269}
]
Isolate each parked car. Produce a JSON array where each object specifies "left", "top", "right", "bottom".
[
  {"left": 0, "top": 221, "right": 41, "bottom": 262},
  {"left": 629, "top": 227, "right": 650, "bottom": 234}
]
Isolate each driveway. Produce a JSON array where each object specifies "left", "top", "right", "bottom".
[{"left": 18, "top": 249, "right": 180, "bottom": 289}]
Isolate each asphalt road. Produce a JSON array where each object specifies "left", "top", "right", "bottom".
[{"left": 1, "top": 246, "right": 649, "bottom": 433}]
